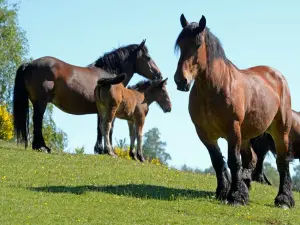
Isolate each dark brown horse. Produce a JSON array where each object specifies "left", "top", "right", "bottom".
[
  {"left": 251, "top": 110, "right": 300, "bottom": 185},
  {"left": 94, "top": 74, "right": 171, "bottom": 161},
  {"left": 174, "top": 14, "right": 294, "bottom": 208},
  {"left": 13, "top": 40, "right": 162, "bottom": 153}
]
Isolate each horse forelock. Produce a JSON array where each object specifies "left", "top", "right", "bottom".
[{"left": 175, "top": 23, "right": 233, "bottom": 72}]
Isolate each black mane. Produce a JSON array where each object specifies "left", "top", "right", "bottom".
[
  {"left": 128, "top": 79, "right": 162, "bottom": 92},
  {"left": 88, "top": 44, "right": 149, "bottom": 74},
  {"left": 174, "top": 23, "right": 231, "bottom": 70}
]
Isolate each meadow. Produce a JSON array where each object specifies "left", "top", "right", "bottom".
[{"left": 1, "top": 140, "right": 300, "bottom": 225}]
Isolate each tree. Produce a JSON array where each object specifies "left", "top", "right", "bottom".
[
  {"left": 142, "top": 127, "right": 171, "bottom": 165},
  {"left": 0, "top": 0, "right": 28, "bottom": 108},
  {"left": 203, "top": 166, "right": 216, "bottom": 175},
  {"left": 180, "top": 164, "right": 194, "bottom": 173},
  {"left": 0, "top": 1, "right": 68, "bottom": 152},
  {"left": 263, "top": 162, "right": 279, "bottom": 187},
  {"left": 292, "top": 165, "right": 300, "bottom": 191},
  {"left": 27, "top": 104, "right": 68, "bottom": 153}
]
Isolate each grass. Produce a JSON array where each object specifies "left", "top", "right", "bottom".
[{"left": 1, "top": 141, "right": 300, "bottom": 225}]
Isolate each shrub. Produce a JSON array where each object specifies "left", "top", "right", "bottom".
[
  {"left": 0, "top": 105, "right": 13, "bottom": 140},
  {"left": 74, "top": 146, "right": 85, "bottom": 154},
  {"left": 113, "top": 146, "right": 162, "bottom": 166}
]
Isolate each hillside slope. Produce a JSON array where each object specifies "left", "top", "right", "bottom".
[{"left": 0, "top": 141, "right": 300, "bottom": 225}]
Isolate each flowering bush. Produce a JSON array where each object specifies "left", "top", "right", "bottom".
[
  {"left": 0, "top": 105, "right": 13, "bottom": 140},
  {"left": 113, "top": 147, "right": 162, "bottom": 166},
  {"left": 114, "top": 147, "right": 131, "bottom": 160}
]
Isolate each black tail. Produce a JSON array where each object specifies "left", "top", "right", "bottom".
[
  {"left": 13, "top": 63, "right": 29, "bottom": 148},
  {"left": 97, "top": 73, "right": 127, "bottom": 86}
]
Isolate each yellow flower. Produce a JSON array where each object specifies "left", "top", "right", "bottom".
[
  {"left": 0, "top": 105, "right": 13, "bottom": 140},
  {"left": 113, "top": 147, "right": 163, "bottom": 165}
]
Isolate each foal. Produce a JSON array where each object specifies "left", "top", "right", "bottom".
[{"left": 94, "top": 74, "right": 171, "bottom": 162}]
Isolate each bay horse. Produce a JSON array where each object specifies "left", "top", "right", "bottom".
[
  {"left": 174, "top": 14, "right": 294, "bottom": 208},
  {"left": 251, "top": 110, "right": 300, "bottom": 185},
  {"left": 13, "top": 39, "right": 162, "bottom": 154},
  {"left": 94, "top": 74, "right": 171, "bottom": 161}
]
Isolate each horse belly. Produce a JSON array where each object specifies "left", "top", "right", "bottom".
[
  {"left": 52, "top": 81, "right": 98, "bottom": 115},
  {"left": 115, "top": 103, "right": 135, "bottom": 121},
  {"left": 241, "top": 95, "right": 279, "bottom": 139}
]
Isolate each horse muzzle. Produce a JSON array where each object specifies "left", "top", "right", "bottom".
[
  {"left": 163, "top": 107, "right": 172, "bottom": 113},
  {"left": 176, "top": 80, "right": 190, "bottom": 92}
]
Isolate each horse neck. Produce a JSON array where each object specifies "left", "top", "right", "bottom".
[
  {"left": 195, "top": 59, "right": 235, "bottom": 92},
  {"left": 143, "top": 91, "right": 156, "bottom": 107}
]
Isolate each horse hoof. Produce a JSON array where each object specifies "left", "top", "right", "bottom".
[
  {"left": 131, "top": 156, "right": 139, "bottom": 161},
  {"left": 33, "top": 147, "right": 51, "bottom": 153},
  {"left": 108, "top": 152, "right": 117, "bottom": 158},
  {"left": 94, "top": 146, "right": 104, "bottom": 154},
  {"left": 280, "top": 204, "right": 290, "bottom": 210},
  {"left": 275, "top": 193, "right": 295, "bottom": 209},
  {"left": 129, "top": 152, "right": 138, "bottom": 161},
  {"left": 138, "top": 157, "right": 146, "bottom": 162},
  {"left": 221, "top": 199, "right": 228, "bottom": 205}
]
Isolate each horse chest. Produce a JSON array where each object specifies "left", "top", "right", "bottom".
[{"left": 188, "top": 87, "right": 230, "bottom": 138}]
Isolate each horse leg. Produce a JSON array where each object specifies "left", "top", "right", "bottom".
[
  {"left": 102, "top": 104, "right": 119, "bottom": 157},
  {"left": 272, "top": 129, "right": 294, "bottom": 208},
  {"left": 32, "top": 102, "right": 51, "bottom": 153},
  {"left": 135, "top": 121, "right": 145, "bottom": 162},
  {"left": 109, "top": 118, "right": 115, "bottom": 147},
  {"left": 227, "top": 121, "right": 249, "bottom": 206},
  {"left": 128, "top": 121, "right": 137, "bottom": 160},
  {"left": 195, "top": 126, "right": 231, "bottom": 201},
  {"left": 101, "top": 117, "right": 116, "bottom": 157},
  {"left": 241, "top": 141, "right": 257, "bottom": 189},
  {"left": 251, "top": 134, "right": 273, "bottom": 185},
  {"left": 94, "top": 115, "right": 104, "bottom": 154}
]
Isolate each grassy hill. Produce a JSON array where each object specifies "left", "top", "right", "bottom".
[{"left": 1, "top": 141, "right": 300, "bottom": 225}]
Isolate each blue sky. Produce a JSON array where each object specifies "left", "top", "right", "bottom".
[{"left": 15, "top": 0, "right": 300, "bottom": 172}]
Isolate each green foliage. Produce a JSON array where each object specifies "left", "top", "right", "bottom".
[
  {"left": 142, "top": 127, "right": 171, "bottom": 165},
  {"left": 0, "top": 0, "right": 28, "bottom": 109},
  {"left": 1, "top": 141, "right": 300, "bottom": 225},
  {"left": 115, "top": 138, "right": 127, "bottom": 149},
  {"left": 292, "top": 164, "right": 300, "bottom": 191},
  {"left": 74, "top": 146, "right": 85, "bottom": 154},
  {"left": 263, "top": 162, "right": 280, "bottom": 187},
  {"left": 0, "top": 2, "right": 68, "bottom": 151},
  {"left": 203, "top": 165, "right": 216, "bottom": 175},
  {"left": 27, "top": 104, "right": 68, "bottom": 153},
  {"left": 180, "top": 164, "right": 214, "bottom": 175}
]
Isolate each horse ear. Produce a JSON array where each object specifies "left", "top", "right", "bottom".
[
  {"left": 158, "top": 77, "right": 168, "bottom": 87},
  {"left": 197, "top": 15, "right": 206, "bottom": 33},
  {"left": 180, "top": 14, "right": 189, "bottom": 28},
  {"left": 137, "top": 39, "right": 146, "bottom": 51}
]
